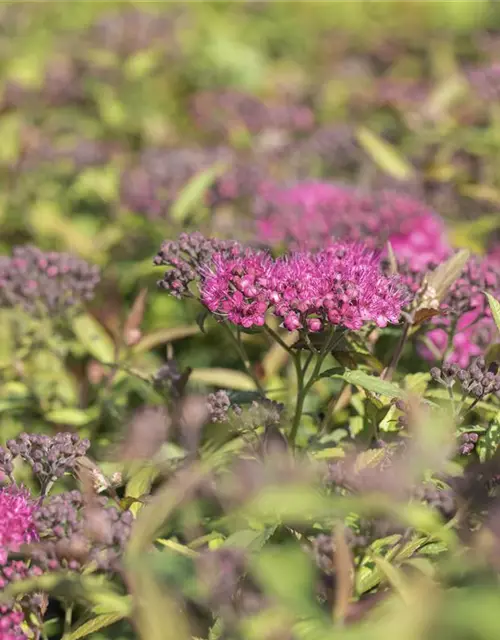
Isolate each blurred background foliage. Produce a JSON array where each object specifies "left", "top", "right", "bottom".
[{"left": 4, "top": 1, "right": 500, "bottom": 638}]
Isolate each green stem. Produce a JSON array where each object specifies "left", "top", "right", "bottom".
[
  {"left": 382, "top": 320, "right": 411, "bottom": 381},
  {"left": 289, "top": 328, "right": 346, "bottom": 447},
  {"left": 222, "top": 322, "right": 265, "bottom": 394},
  {"left": 62, "top": 603, "right": 73, "bottom": 638}
]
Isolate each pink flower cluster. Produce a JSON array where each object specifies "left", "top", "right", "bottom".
[
  {"left": 255, "top": 181, "right": 450, "bottom": 270},
  {"left": 422, "top": 312, "right": 496, "bottom": 369},
  {"left": 0, "top": 485, "right": 38, "bottom": 565},
  {"left": 0, "top": 606, "right": 26, "bottom": 639},
  {"left": 200, "top": 242, "right": 408, "bottom": 332},
  {"left": 403, "top": 252, "right": 500, "bottom": 368},
  {"left": 0, "top": 485, "right": 39, "bottom": 639}
]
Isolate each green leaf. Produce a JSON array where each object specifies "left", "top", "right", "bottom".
[
  {"left": 0, "top": 114, "right": 20, "bottom": 164},
  {"left": 223, "top": 526, "right": 276, "bottom": 553},
  {"left": 157, "top": 539, "right": 199, "bottom": 558},
  {"left": 72, "top": 314, "right": 116, "bottom": 364},
  {"left": 170, "top": 163, "right": 228, "bottom": 223},
  {"left": 28, "top": 203, "right": 103, "bottom": 263},
  {"left": 196, "top": 309, "right": 210, "bottom": 334},
  {"left": 189, "top": 368, "right": 257, "bottom": 391},
  {"left": 450, "top": 214, "right": 500, "bottom": 252},
  {"left": 66, "top": 613, "right": 125, "bottom": 640},
  {"left": 310, "top": 447, "right": 345, "bottom": 460},
  {"left": 354, "top": 448, "right": 387, "bottom": 472},
  {"left": 125, "top": 463, "right": 159, "bottom": 516},
  {"left": 45, "top": 408, "right": 95, "bottom": 426},
  {"left": 251, "top": 544, "right": 320, "bottom": 617},
  {"left": 372, "top": 556, "right": 412, "bottom": 603},
  {"left": 125, "top": 49, "right": 160, "bottom": 79},
  {"left": 132, "top": 326, "right": 199, "bottom": 355},
  {"left": 72, "top": 166, "right": 118, "bottom": 202},
  {"left": 341, "top": 370, "right": 405, "bottom": 399},
  {"left": 425, "top": 249, "right": 470, "bottom": 305},
  {"left": 486, "top": 293, "right": 500, "bottom": 336},
  {"left": 318, "top": 367, "right": 345, "bottom": 380},
  {"left": 477, "top": 418, "right": 500, "bottom": 463},
  {"left": 356, "top": 127, "right": 414, "bottom": 180}
]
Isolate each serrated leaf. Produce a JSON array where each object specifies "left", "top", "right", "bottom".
[
  {"left": 189, "top": 368, "right": 257, "bottom": 391},
  {"left": 404, "top": 372, "right": 431, "bottom": 395},
  {"left": 132, "top": 325, "right": 199, "bottom": 354},
  {"left": 170, "top": 163, "right": 228, "bottom": 223},
  {"left": 477, "top": 419, "right": 500, "bottom": 463},
  {"left": 354, "top": 449, "right": 387, "bottom": 473},
  {"left": 72, "top": 314, "right": 116, "bottom": 364},
  {"left": 485, "top": 292, "right": 500, "bottom": 336},
  {"left": 425, "top": 249, "right": 470, "bottom": 304},
  {"left": 356, "top": 126, "right": 414, "bottom": 180},
  {"left": 342, "top": 370, "right": 405, "bottom": 399},
  {"left": 66, "top": 613, "right": 125, "bottom": 640},
  {"left": 311, "top": 447, "right": 345, "bottom": 460}
]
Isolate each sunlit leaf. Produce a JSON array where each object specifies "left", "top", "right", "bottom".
[
  {"left": 66, "top": 613, "right": 125, "bottom": 640},
  {"left": 189, "top": 368, "right": 257, "bottom": 391},
  {"left": 170, "top": 163, "right": 228, "bottom": 223},
  {"left": 477, "top": 418, "right": 500, "bottom": 463},
  {"left": 354, "top": 449, "right": 387, "bottom": 472},
  {"left": 342, "top": 370, "right": 405, "bottom": 399},
  {"left": 486, "top": 292, "right": 500, "bottom": 336},
  {"left": 425, "top": 249, "right": 470, "bottom": 305},
  {"left": 373, "top": 556, "right": 412, "bottom": 603},
  {"left": 132, "top": 325, "right": 199, "bottom": 354},
  {"left": 223, "top": 526, "right": 276, "bottom": 553},
  {"left": 251, "top": 544, "right": 320, "bottom": 617},
  {"left": 45, "top": 407, "right": 96, "bottom": 426},
  {"left": 356, "top": 127, "right": 414, "bottom": 180},
  {"left": 125, "top": 463, "right": 159, "bottom": 516},
  {"left": 72, "top": 313, "right": 116, "bottom": 364}
]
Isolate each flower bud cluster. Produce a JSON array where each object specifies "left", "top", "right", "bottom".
[
  {"left": 154, "top": 232, "right": 241, "bottom": 298},
  {"left": 33, "top": 491, "right": 133, "bottom": 573},
  {"left": 413, "top": 484, "right": 457, "bottom": 520},
  {"left": 5, "top": 432, "right": 90, "bottom": 490},
  {"left": 0, "top": 245, "right": 100, "bottom": 315},
  {"left": 430, "top": 358, "right": 500, "bottom": 401}
]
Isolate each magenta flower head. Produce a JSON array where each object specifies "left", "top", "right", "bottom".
[
  {"left": 0, "top": 484, "right": 39, "bottom": 565},
  {"left": 268, "top": 243, "right": 409, "bottom": 332},
  {"left": 0, "top": 605, "right": 26, "bottom": 638},
  {"left": 199, "top": 242, "right": 408, "bottom": 331},
  {"left": 255, "top": 181, "right": 450, "bottom": 269},
  {"left": 200, "top": 249, "right": 274, "bottom": 328},
  {"left": 159, "top": 235, "right": 408, "bottom": 332}
]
